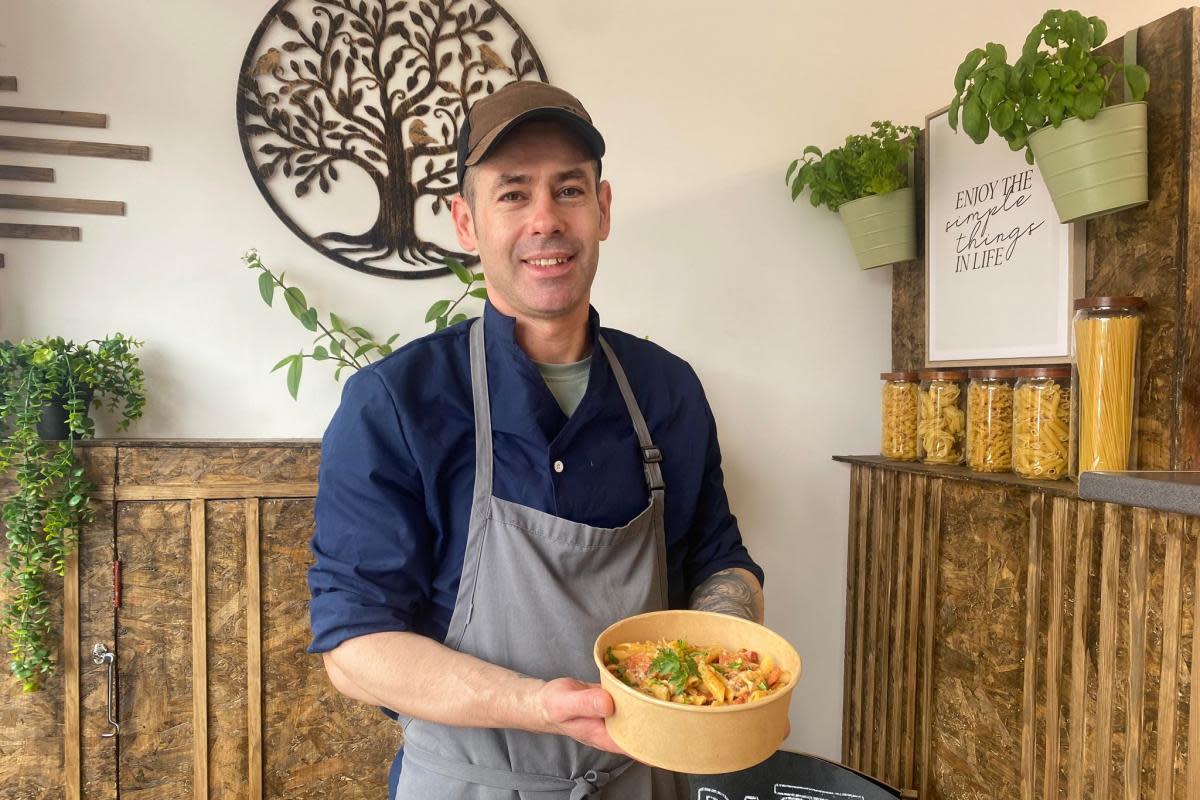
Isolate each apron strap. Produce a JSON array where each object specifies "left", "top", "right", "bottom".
[
  {"left": 598, "top": 336, "right": 664, "bottom": 494},
  {"left": 404, "top": 742, "right": 635, "bottom": 798},
  {"left": 468, "top": 319, "right": 495, "bottom": 505}
]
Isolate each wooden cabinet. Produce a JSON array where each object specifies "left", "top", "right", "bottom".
[
  {"left": 838, "top": 457, "right": 1200, "bottom": 800},
  {"left": 0, "top": 441, "right": 402, "bottom": 799}
]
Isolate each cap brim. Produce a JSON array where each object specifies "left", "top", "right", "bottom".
[{"left": 464, "top": 107, "right": 606, "bottom": 168}]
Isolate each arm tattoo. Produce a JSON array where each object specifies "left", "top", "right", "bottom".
[{"left": 688, "top": 567, "right": 764, "bottom": 623}]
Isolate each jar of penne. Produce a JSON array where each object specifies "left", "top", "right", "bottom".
[
  {"left": 1071, "top": 297, "right": 1145, "bottom": 477},
  {"left": 1012, "top": 366, "right": 1072, "bottom": 480},
  {"left": 966, "top": 369, "right": 1015, "bottom": 473},
  {"left": 880, "top": 371, "right": 919, "bottom": 461},
  {"left": 917, "top": 370, "right": 966, "bottom": 466}
]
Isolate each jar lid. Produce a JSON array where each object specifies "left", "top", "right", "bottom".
[
  {"left": 1073, "top": 295, "right": 1147, "bottom": 311},
  {"left": 918, "top": 369, "right": 967, "bottom": 381},
  {"left": 1012, "top": 366, "right": 1072, "bottom": 379},
  {"left": 968, "top": 368, "right": 1018, "bottom": 380},
  {"left": 880, "top": 371, "right": 919, "bottom": 381}
]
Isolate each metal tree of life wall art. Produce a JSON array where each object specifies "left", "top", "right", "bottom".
[{"left": 236, "top": 0, "right": 546, "bottom": 278}]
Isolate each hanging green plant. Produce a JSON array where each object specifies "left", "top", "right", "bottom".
[
  {"left": 0, "top": 334, "right": 145, "bottom": 691},
  {"left": 242, "top": 249, "right": 487, "bottom": 399}
]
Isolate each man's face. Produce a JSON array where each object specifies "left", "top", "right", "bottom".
[{"left": 451, "top": 120, "right": 612, "bottom": 322}]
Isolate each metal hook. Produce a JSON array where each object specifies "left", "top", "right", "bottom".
[{"left": 91, "top": 643, "right": 120, "bottom": 739}]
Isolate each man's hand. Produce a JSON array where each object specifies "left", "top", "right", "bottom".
[{"left": 534, "top": 677, "right": 628, "bottom": 754}]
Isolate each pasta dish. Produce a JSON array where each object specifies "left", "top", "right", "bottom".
[{"left": 604, "top": 639, "right": 789, "bottom": 706}]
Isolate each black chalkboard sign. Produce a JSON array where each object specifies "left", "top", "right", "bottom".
[{"left": 688, "top": 750, "right": 901, "bottom": 800}]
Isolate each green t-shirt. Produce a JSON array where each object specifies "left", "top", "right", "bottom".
[{"left": 535, "top": 356, "right": 592, "bottom": 417}]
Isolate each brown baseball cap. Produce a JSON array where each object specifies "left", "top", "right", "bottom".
[{"left": 456, "top": 80, "right": 605, "bottom": 186}]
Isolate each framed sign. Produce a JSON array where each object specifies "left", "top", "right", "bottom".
[{"left": 925, "top": 106, "right": 1084, "bottom": 366}]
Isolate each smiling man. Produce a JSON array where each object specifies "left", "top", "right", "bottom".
[{"left": 308, "top": 81, "right": 765, "bottom": 800}]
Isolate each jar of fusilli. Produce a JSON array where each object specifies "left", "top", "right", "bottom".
[
  {"left": 1012, "top": 366, "right": 1072, "bottom": 480},
  {"left": 966, "top": 369, "right": 1015, "bottom": 473},
  {"left": 880, "top": 371, "right": 919, "bottom": 461},
  {"left": 917, "top": 370, "right": 966, "bottom": 465}
]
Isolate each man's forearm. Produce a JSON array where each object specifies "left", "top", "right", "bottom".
[
  {"left": 323, "top": 630, "right": 543, "bottom": 730},
  {"left": 689, "top": 567, "right": 764, "bottom": 623}
]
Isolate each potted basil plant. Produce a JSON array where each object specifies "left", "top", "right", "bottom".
[
  {"left": 0, "top": 334, "right": 145, "bottom": 691},
  {"left": 950, "top": 9, "right": 1150, "bottom": 222},
  {"left": 785, "top": 120, "right": 922, "bottom": 269}
]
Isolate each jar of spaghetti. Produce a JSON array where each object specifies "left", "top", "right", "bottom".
[
  {"left": 1012, "top": 366, "right": 1072, "bottom": 480},
  {"left": 966, "top": 369, "right": 1015, "bottom": 472},
  {"left": 917, "top": 370, "right": 966, "bottom": 465},
  {"left": 880, "top": 371, "right": 919, "bottom": 461},
  {"left": 1071, "top": 296, "right": 1145, "bottom": 476}
]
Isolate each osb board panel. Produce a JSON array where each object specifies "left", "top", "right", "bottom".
[
  {"left": 0, "top": 480, "right": 67, "bottom": 799},
  {"left": 891, "top": 8, "right": 1199, "bottom": 473},
  {"left": 1087, "top": 11, "right": 1191, "bottom": 471},
  {"left": 117, "top": 500, "right": 194, "bottom": 799},
  {"left": 892, "top": 131, "right": 926, "bottom": 374},
  {"left": 930, "top": 479, "right": 1030, "bottom": 798},
  {"left": 1181, "top": 9, "right": 1200, "bottom": 471},
  {"left": 118, "top": 446, "right": 319, "bottom": 486},
  {"left": 261, "top": 498, "right": 402, "bottom": 798},
  {"left": 209, "top": 500, "right": 249, "bottom": 800},
  {"left": 81, "top": 505, "right": 118, "bottom": 800}
]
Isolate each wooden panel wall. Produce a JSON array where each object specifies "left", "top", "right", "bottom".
[
  {"left": 842, "top": 458, "right": 1200, "bottom": 800},
  {"left": 892, "top": 7, "right": 1200, "bottom": 471},
  {"left": 0, "top": 441, "right": 402, "bottom": 799}
]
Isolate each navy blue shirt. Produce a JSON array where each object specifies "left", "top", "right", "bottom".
[{"left": 307, "top": 302, "right": 763, "bottom": 655}]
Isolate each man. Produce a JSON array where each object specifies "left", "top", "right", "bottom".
[{"left": 308, "top": 81, "right": 765, "bottom": 799}]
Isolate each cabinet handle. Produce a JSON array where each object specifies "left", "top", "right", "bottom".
[{"left": 91, "top": 643, "right": 120, "bottom": 739}]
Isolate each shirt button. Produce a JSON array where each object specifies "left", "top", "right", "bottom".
[{"left": 553, "top": 460, "right": 564, "bottom": 473}]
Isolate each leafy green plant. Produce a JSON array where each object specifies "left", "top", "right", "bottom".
[
  {"left": 949, "top": 9, "right": 1150, "bottom": 163},
  {"left": 0, "top": 334, "right": 145, "bottom": 691},
  {"left": 785, "top": 121, "right": 921, "bottom": 212},
  {"left": 243, "top": 250, "right": 487, "bottom": 399}
]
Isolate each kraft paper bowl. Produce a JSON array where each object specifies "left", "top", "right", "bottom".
[{"left": 593, "top": 609, "right": 801, "bottom": 774}]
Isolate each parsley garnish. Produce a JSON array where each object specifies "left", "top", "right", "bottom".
[
  {"left": 756, "top": 681, "right": 768, "bottom": 691},
  {"left": 605, "top": 646, "right": 618, "bottom": 666},
  {"left": 650, "top": 642, "right": 700, "bottom": 694}
]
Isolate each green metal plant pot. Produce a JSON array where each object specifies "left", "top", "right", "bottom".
[
  {"left": 1028, "top": 100, "right": 1149, "bottom": 223},
  {"left": 837, "top": 187, "right": 917, "bottom": 270}
]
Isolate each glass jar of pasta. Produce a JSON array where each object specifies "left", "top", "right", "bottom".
[
  {"left": 1071, "top": 297, "right": 1146, "bottom": 476},
  {"left": 880, "top": 371, "right": 919, "bottom": 461},
  {"left": 1012, "top": 366, "right": 1072, "bottom": 480},
  {"left": 966, "top": 369, "right": 1015, "bottom": 472},
  {"left": 917, "top": 370, "right": 966, "bottom": 465}
]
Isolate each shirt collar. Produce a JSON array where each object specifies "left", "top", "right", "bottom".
[{"left": 481, "top": 301, "right": 609, "bottom": 444}]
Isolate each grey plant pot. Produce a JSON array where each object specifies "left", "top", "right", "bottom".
[
  {"left": 837, "top": 187, "right": 917, "bottom": 270},
  {"left": 1028, "top": 100, "right": 1149, "bottom": 223}
]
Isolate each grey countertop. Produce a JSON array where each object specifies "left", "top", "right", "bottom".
[{"left": 1077, "top": 471, "right": 1200, "bottom": 516}]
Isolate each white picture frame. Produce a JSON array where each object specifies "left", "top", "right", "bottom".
[{"left": 924, "top": 106, "right": 1084, "bottom": 367}]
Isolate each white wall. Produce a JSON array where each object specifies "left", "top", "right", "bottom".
[{"left": 0, "top": 0, "right": 1184, "bottom": 764}]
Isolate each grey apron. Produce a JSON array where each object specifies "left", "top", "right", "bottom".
[{"left": 395, "top": 319, "right": 678, "bottom": 800}]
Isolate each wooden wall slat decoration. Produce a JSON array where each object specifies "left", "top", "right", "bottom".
[
  {"left": 874, "top": 470, "right": 897, "bottom": 779},
  {"left": 0, "top": 164, "right": 55, "bottom": 181},
  {"left": 863, "top": 468, "right": 884, "bottom": 773},
  {"left": 1042, "top": 497, "right": 1069, "bottom": 799},
  {"left": 888, "top": 472, "right": 912, "bottom": 783},
  {"left": 1155, "top": 514, "right": 1184, "bottom": 800},
  {"left": 0, "top": 221, "right": 81, "bottom": 240},
  {"left": 843, "top": 465, "right": 863, "bottom": 766},
  {"left": 1068, "top": 503, "right": 1096, "bottom": 800},
  {"left": 246, "top": 498, "right": 263, "bottom": 800},
  {"left": 0, "top": 134, "right": 149, "bottom": 160},
  {"left": 919, "top": 478, "right": 940, "bottom": 800},
  {"left": 208, "top": 501, "right": 249, "bottom": 800},
  {"left": 0, "top": 105, "right": 107, "bottom": 126},
  {"left": 1095, "top": 504, "right": 1122, "bottom": 800},
  {"left": 0, "top": 193, "right": 124, "bottom": 215},
  {"left": 191, "top": 501, "right": 210, "bottom": 800},
  {"left": 902, "top": 475, "right": 926, "bottom": 790},
  {"left": 1126, "top": 509, "right": 1151, "bottom": 800},
  {"left": 0, "top": 76, "right": 17, "bottom": 91},
  {"left": 1020, "top": 494, "right": 1044, "bottom": 800}
]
